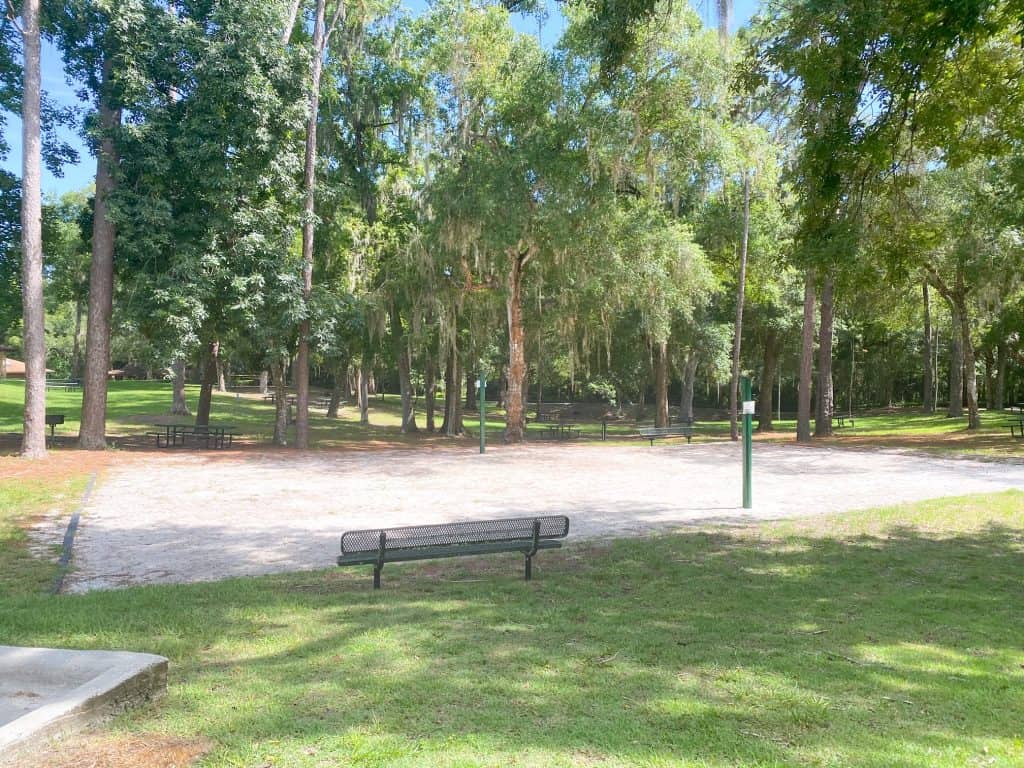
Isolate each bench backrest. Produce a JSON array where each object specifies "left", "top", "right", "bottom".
[
  {"left": 45, "top": 414, "right": 64, "bottom": 425},
  {"left": 341, "top": 515, "right": 570, "bottom": 555},
  {"left": 639, "top": 424, "right": 693, "bottom": 435}
]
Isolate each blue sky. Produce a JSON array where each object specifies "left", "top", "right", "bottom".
[{"left": 3, "top": 0, "right": 761, "bottom": 197}]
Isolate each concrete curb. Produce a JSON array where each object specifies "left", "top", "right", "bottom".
[
  {"left": 52, "top": 471, "right": 98, "bottom": 595},
  {"left": 0, "top": 646, "right": 168, "bottom": 763}
]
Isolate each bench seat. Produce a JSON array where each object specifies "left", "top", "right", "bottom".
[
  {"left": 638, "top": 425, "right": 694, "bottom": 445},
  {"left": 338, "top": 515, "right": 570, "bottom": 588}
]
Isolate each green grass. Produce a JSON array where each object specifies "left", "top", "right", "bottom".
[
  {"left": 0, "top": 472, "right": 89, "bottom": 595},
  {"left": 3, "top": 379, "right": 1023, "bottom": 456},
  {"left": 2, "top": 486, "right": 1022, "bottom": 766}
]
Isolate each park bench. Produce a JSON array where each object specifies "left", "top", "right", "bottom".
[
  {"left": 832, "top": 415, "right": 855, "bottom": 428},
  {"left": 638, "top": 423, "right": 694, "bottom": 446},
  {"left": 45, "top": 413, "right": 64, "bottom": 437},
  {"left": 337, "top": 515, "right": 570, "bottom": 588},
  {"left": 1009, "top": 419, "right": 1024, "bottom": 438}
]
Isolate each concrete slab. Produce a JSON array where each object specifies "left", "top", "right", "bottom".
[{"left": 0, "top": 645, "right": 167, "bottom": 763}]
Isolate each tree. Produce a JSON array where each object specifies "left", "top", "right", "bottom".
[{"left": 17, "top": 0, "right": 45, "bottom": 458}]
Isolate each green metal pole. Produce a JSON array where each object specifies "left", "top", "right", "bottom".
[
  {"left": 479, "top": 371, "right": 487, "bottom": 454},
  {"left": 742, "top": 375, "right": 753, "bottom": 509}
]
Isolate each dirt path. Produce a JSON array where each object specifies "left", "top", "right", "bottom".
[{"left": 50, "top": 442, "right": 1024, "bottom": 592}]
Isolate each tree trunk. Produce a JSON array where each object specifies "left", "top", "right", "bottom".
[
  {"left": 441, "top": 349, "right": 463, "bottom": 436},
  {"left": 922, "top": 281, "right": 935, "bottom": 413},
  {"left": 18, "top": 0, "right": 45, "bottom": 458},
  {"left": 814, "top": 275, "right": 834, "bottom": 437},
  {"left": 680, "top": 352, "right": 698, "bottom": 423},
  {"left": 170, "top": 358, "right": 191, "bottom": 415},
  {"left": 505, "top": 248, "right": 531, "bottom": 442},
  {"left": 497, "top": 366, "right": 507, "bottom": 410},
  {"left": 259, "top": 369, "right": 269, "bottom": 396},
  {"left": 424, "top": 356, "right": 437, "bottom": 432},
  {"left": 728, "top": 171, "right": 751, "bottom": 442},
  {"left": 327, "top": 363, "right": 344, "bottom": 418},
  {"left": 797, "top": 269, "right": 816, "bottom": 443},
  {"left": 958, "top": 298, "right": 979, "bottom": 429},
  {"left": 195, "top": 340, "right": 218, "bottom": 427},
  {"left": 71, "top": 295, "right": 84, "bottom": 380},
  {"left": 465, "top": 371, "right": 474, "bottom": 410},
  {"left": 758, "top": 329, "right": 778, "bottom": 432},
  {"left": 216, "top": 354, "right": 227, "bottom": 392},
  {"left": 294, "top": 0, "right": 328, "bottom": 450},
  {"left": 983, "top": 350, "right": 995, "bottom": 411},
  {"left": 393, "top": 308, "right": 418, "bottom": 433},
  {"left": 271, "top": 359, "right": 289, "bottom": 445},
  {"left": 79, "top": 59, "right": 120, "bottom": 451},
  {"left": 947, "top": 304, "right": 964, "bottom": 417},
  {"left": 995, "top": 341, "right": 1006, "bottom": 411},
  {"left": 358, "top": 362, "right": 369, "bottom": 425},
  {"left": 655, "top": 340, "right": 669, "bottom": 428},
  {"left": 343, "top": 365, "right": 354, "bottom": 400},
  {"left": 536, "top": 349, "right": 544, "bottom": 420}
]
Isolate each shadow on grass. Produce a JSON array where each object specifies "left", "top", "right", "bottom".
[{"left": 2, "top": 523, "right": 1023, "bottom": 766}]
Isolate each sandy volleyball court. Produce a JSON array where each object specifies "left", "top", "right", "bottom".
[{"left": 42, "top": 442, "right": 1024, "bottom": 592}]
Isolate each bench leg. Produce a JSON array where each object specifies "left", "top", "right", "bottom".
[
  {"left": 686, "top": 435, "right": 691, "bottom": 444},
  {"left": 524, "top": 555, "right": 532, "bottom": 581},
  {"left": 373, "top": 566, "right": 381, "bottom": 589}
]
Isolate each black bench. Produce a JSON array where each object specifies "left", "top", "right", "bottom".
[
  {"left": 338, "top": 515, "right": 570, "bottom": 588},
  {"left": 638, "top": 424, "right": 694, "bottom": 445},
  {"left": 45, "top": 413, "right": 64, "bottom": 437},
  {"left": 832, "top": 415, "right": 855, "bottom": 428},
  {"left": 1010, "top": 419, "right": 1024, "bottom": 438}
]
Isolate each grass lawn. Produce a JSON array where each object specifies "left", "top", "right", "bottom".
[
  {"left": 2, "top": 379, "right": 1024, "bottom": 457},
  {"left": 0, "top": 470, "right": 89, "bottom": 596},
  {"left": 2, "top": 477, "right": 1022, "bottom": 767}
]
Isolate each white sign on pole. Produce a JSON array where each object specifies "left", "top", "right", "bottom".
[{"left": 742, "top": 400, "right": 756, "bottom": 415}]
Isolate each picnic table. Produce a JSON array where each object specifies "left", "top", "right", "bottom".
[
  {"left": 832, "top": 415, "right": 855, "bottom": 428},
  {"left": 147, "top": 423, "right": 239, "bottom": 449},
  {"left": 45, "top": 379, "right": 80, "bottom": 392},
  {"left": 529, "top": 417, "right": 580, "bottom": 440},
  {"left": 264, "top": 393, "right": 297, "bottom": 406}
]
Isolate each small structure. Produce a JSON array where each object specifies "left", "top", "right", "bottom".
[
  {"left": 0, "top": 357, "right": 54, "bottom": 379},
  {"left": 0, "top": 345, "right": 11, "bottom": 381}
]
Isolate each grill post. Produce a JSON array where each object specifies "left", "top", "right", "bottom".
[{"left": 374, "top": 530, "right": 387, "bottom": 589}]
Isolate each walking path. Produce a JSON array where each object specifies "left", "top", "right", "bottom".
[{"left": 50, "top": 443, "right": 1024, "bottom": 592}]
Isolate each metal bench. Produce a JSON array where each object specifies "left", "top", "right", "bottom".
[
  {"left": 338, "top": 515, "right": 570, "bottom": 588},
  {"left": 1010, "top": 419, "right": 1024, "bottom": 438},
  {"left": 638, "top": 424, "right": 694, "bottom": 445}
]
